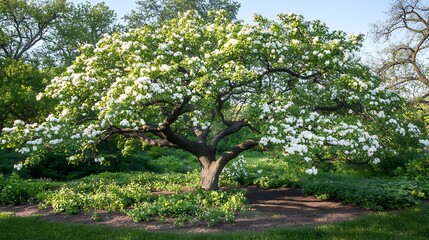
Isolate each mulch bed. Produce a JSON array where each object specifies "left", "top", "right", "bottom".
[{"left": 0, "top": 186, "right": 372, "bottom": 233}]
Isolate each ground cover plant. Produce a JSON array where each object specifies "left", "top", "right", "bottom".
[
  {"left": 300, "top": 173, "right": 429, "bottom": 210},
  {"left": 1, "top": 169, "right": 248, "bottom": 226},
  {"left": 1, "top": 153, "right": 428, "bottom": 228}
]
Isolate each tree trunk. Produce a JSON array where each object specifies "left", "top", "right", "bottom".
[{"left": 199, "top": 157, "right": 224, "bottom": 191}]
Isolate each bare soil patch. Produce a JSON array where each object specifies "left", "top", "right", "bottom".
[{"left": 0, "top": 186, "right": 371, "bottom": 233}]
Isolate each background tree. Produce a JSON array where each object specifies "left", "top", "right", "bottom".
[
  {"left": 0, "top": 0, "right": 67, "bottom": 133},
  {"left": 124, "top": 0, "right": 240, "bottom": 27},
  {"left": 372, "top": 0, "right": 429, "bottom": 103},
  {"left": 0, "top": 0, "right": 67, "bottom": 61},
  {"left": 1, "top": 11, "right": 424, "bottom": 190},
  {"left": 0, "top": 59, "right": 51, "bottom": 133},
  {"left": 38, "top": 1, "right": 121, "bottom": 67},
  {"left": 0, "top": 0, "right": 120, "bottom": 132}
]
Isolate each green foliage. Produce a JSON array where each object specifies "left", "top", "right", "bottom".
[
  {"left": 0, "top": 143, "right": 197, "bottom": 181},
  {"left": 301, "top": 174, "right": 428, "bottom": 210},
  {"left": 374, "top": 152, "right": 420, "bottom": 177},
  {"left": 38, "top": 171, "right": 246, "bottom": 226},
  {"left": 218, "top": 153, "right": 308, "bottom": 188},
  {"left": 146, "top": 154, "right": 198, "bottom": 173},
  {"left": 0, "top": 0, "right": 67, "bottom": 60},
  {"left": 40, "top": 171, "right": 200, "bottom": 214},
  {"left": 124, "top": 0, "right": 240, "bottom": 27},
  {"left": 25, "top": 150, "right": 150, "bottom": 181},
  {"left": 220, "top": 155, "right": 250, "bottom": 186},
  {"left": 1, "top": 205, "right": 429, "bottom": 239},
  {"left": 43, "top": 182, "right": 154, "bottom": 214},
  {"left": 400, "top": 155, "right": 429, "bottom": 181},
  {"left": 73, "top": 171, "right": 200, "bottom": 192},
  {"left": 127, "top": 188, "right": 247, "bottom": 226},
  {"left": 0, "top": 59, "right": 52, "bottom": 132},
  {"left": 0, "top": 150, "right": 24, "bottom": 176},
  {"left": 0, "top": 173, "right": 57, "bottom": 205},
  {"left": 249, "top": 156, "right": 307, "bottom": 188},
  {"left": 39, "top": 1, "right": 121, "bottom": 67}
]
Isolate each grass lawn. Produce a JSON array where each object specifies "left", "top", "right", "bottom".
[{"left": 1, "top": 204, "right": 428, "bottom": 240}]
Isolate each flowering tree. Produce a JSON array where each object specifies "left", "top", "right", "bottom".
[{"left": 1, "top": 11, "right": 425, "bottom": 190}]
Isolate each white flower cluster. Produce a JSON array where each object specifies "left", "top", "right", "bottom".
[
  {"left": 419, "top": 139, "right": 429, "bottom": 150},
  {"left": 305, "top": 166, "right": 318, "bottom": 175},
  {"left": 82, "top": 124, "right": 102, "bottom": 139},
  {"left": 222, "top": 155, "right": 248, "bottom": 180},
  {"left": 94, "top": 157, "right": 105, "bottom": 164},
  {"left": 373, "top": 158, "right": 381, "bottom": 164},
  {"left": 13, "top": 163, "right": 23, "bottom": 171}
]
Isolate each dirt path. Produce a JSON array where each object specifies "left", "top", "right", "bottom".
[{"left": 0, "top": 186, "right": 371, "bottom": 233}]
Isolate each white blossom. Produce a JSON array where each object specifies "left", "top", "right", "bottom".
[
  {"left": 17, "top": 147, "right": 30, "bottom": 154},
  {"left": 13, "top": 120, "right": 25, "bottom": 125},
  {"left": 305, "top": 166, "right": 318, "bottom": 175},
  {"left": 119, "top": 119, "right": 130, "bottom": 127},
  {"left": 49, "top": 139, "right": 63, "bottom": 145},
  {"left": 94, "top": 157, "right": 105, "bottom": 164},
  {"left": 419, "top": 139, "right": 429, "bottom": 147},
  {"left": 13, "top": 163, "right": 23, "bottom": 171},
  {"left": 259, "top": 137, "right": 269, "bottom": 146},
  {"left": 373, "top": 158, "right": 380, "bottom": 164}
]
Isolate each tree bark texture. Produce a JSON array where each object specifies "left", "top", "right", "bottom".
[{"left": 199, "top": 158, "right": 223, "bottom": 191}]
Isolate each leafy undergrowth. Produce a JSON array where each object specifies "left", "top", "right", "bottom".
[
  {"left": 126, "top": 188, "right": 247, "bottom": 226},
  {"left": 301, "top": 174, "right": 429, "bottom": 210},
  {"left": 0, "top": 171, "right": 248, "bottom": 227},
  {"left": 2, "top": 165, "right": 429, "bottom": 227},
  {"left": 0, "top": 173, "right": 61, "bottom": 205}
]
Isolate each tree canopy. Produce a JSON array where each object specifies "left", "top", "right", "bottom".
[
  {"left": 124, "top": 0, "right": 240, "bottom": 27},
  {"left": 0, "top": 59, "right": 51, "bottom": 133},
  {"left": 0, "top": 0, "right": 120, "bottom": 133},
  {"left": 0, "top": 0, "right": 67, "bottom": 61},
  {"left": 40, "top": 1, "right": 121, "bottom": 67},
  {"left": 1, "top": 11, "right": 425, "bottom": 190}
]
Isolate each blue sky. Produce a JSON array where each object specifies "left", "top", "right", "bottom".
[
  {"left": 71, "top": 0, "right": 392, "bottom": 51},
  {"left": 237, "top": 0, "right": 390, "bottom": 35},
  {"left": 71, "top": 0, "right": 391, "bottom": 33}
]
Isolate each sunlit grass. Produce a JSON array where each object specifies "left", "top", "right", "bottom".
[{"left": 1, "top": 204, "right": 428, "bottom": 240}]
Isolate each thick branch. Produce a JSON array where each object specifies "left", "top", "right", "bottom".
[
  {"left": 410, "top": 33, "right": 429, "bottom": 85},
  {"left": 210, "top": 120, "right": 250, "bottom": 150},
  {"left": 217, "top": 139, "right": 259, "bottom": 166},
  {"left": 104, "top": 126, "right": 177, "bottom": 148},
  {"left": 160, "top": 126, "right": 210, "bottom": 157},
  {"left": 161, "top": 96, "right": 191, "bottom": 126}
]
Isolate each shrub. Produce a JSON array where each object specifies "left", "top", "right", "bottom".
[
  {"left": 220, "top": 155, "right": 250, "bottom": 186},
  {"left": 0, "top": 173, "right": 56, "bottom": 205},
  {"left": 248, "top": 156, "right": 307, "bottom": 188},
  {"left": 39, "top": 171, "right": 248, "bottom": 226},
  {"left": 301, "top": 174, "right": 427, "bottom": 210},
  {"left": 126, "top": 188, "right": 248, "bottom": 226},
  {"left": 402, "top": 156, "right": 429, "bottom": 181},
  {"left": 43, "top": 182, "right": 155, "bottom": 214}
]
